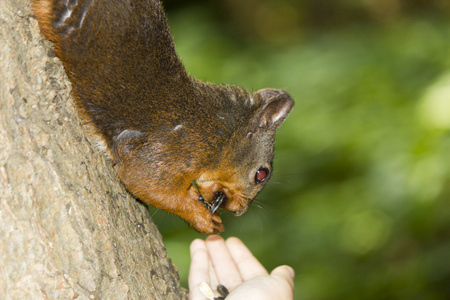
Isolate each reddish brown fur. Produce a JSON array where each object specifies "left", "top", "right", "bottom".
[
  {"left": 33, "top": 1, "right": 56, "bottom": 41},
  {"left": 32, "top": 0, "right": 293, "bottom": 234}
]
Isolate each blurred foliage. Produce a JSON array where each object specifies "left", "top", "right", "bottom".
[
  {"left": 150, "top": 1, "right": 450, "bottom": 299},
  {"left": 164, "top": 0, "right": 450, "bottom": 43}
]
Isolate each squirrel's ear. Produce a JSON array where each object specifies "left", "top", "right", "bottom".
[{"left": 253, "top": 88, "right": 294, "bottom": 129}]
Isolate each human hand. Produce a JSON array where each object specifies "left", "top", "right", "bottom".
[{"left": 189, "top": 235, "right": 295, "bottom": 300}]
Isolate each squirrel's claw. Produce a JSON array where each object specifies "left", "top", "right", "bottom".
[{"left": 192, "top": 210, "right": 224, "bottom": 234}]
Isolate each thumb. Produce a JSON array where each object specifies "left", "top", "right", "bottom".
[{"left": 270, "top": 265, "right": 295, "bottom": 290}]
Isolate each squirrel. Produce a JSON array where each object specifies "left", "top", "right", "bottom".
[{"left": 32, "top": 0, "right": 294, "bottom": 234}]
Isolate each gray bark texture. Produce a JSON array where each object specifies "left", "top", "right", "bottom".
[{"left": 0, "top": 0, "right": 188, "bottom": 299}]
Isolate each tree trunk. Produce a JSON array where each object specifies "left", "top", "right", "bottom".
[{"left": 0, "top": 1, "right": 187, "bottom": 299}]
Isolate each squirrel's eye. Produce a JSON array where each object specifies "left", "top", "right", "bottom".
[{"left": 255, "top": 168, "right": 269, "bottom": 184}]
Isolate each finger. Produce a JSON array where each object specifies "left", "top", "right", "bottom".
[
  {"left": 208, "top": 260, "right": 219, "bottom": 289},
  {"left": 189, "top": 239, "right": 210, "bottom": 300},
  {"left": 205, "top": 235, "right": 243, "bottom": 289},
  {"left": 226, "top": 237, "right": 269, "bottom": 280},
  {"left": 270, "top": 265, "right": 295, "bottom": 290}
]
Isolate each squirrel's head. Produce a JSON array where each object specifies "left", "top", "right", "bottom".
[{"left": 192, "top": 88, "right": 294, "bottom": 216}]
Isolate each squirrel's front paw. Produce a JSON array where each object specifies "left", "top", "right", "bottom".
[{"left": 189, "top": 210, "right": 224, "bottom": 235}]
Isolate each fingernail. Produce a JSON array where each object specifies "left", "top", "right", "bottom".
[{"left": 286, "top": 266, "right": 295, "bottom": 278}]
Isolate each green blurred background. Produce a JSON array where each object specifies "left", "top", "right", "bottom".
[{"left": 150, "top": 1, "right": 450, "bottom": 299}]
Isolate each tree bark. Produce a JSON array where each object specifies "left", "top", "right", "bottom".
[{"left": 0, "top": 1, "right": 187, "bottom": 299}]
